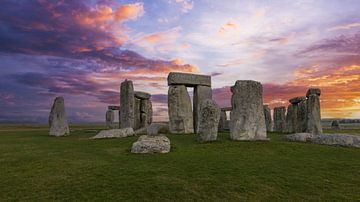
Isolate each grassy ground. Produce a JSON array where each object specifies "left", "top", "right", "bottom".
[{"left": 0, "top": 125, "right": 360, "bottom": 201}]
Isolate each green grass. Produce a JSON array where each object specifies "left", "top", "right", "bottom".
[{"left": 0, "top": 125, "right": 360, "bottom": 201}]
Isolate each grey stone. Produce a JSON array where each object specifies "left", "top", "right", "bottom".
[
  {"left": 147, "top": 123, "right": 170, "bottom": 136},
  {"left": 286, "top": 133, "right": 360, "bottom": 148},
  {"left": 197, "top": 99, "right": 220, "bottom": 142},
  {"left": 286, "top": 133, "right": 313, "bottom": 142},
  {"left": 306, "top": 88, "right": 321, "bottom": 98},
  {"left": 131, "top": 135, "right": 171, "bottom": 153},
  {"left": 134, "top": 98, "right": 141, "bottom": 130},
  {"left": 285, "top": 104, "right": 298, "bottom": 133},
  {"left": 263, "top": 105, "right": 272, "bottom": 132},
  {"left": 105, "top": 109, "right": 114, "bottom": 129},
  {"left": 218, "top": 110, "right": 227, "bottom": 131},
  {"left": 91, "top": 128, "right": 134, "bottom": 139},
  {"left": 193, "top": 85, "right": 212, "bottom": 133},
  {"left": 134, "top": 127, "right": 147, "bottom": 135},
  {"left": 296, "top": 100, "right": 307, "bottom": 132},
  {"left": 167, "top": 72, "right": 211, "bottom": 87},
  {"left": 49, "top": 97, "right": 70, "bottom": 136},
  {"left": 229, "top": 80, "right": 267, "bottom": 140},
  {"left": 306, "top": 94, "right": 323, "bottom": 134},
  {"left": 140, "top": 99, "right": 152, "bottom": 127},
  {"left": 168, "top": 85, "right": 194, "bottom": 133},
  {"left": 134, "top": 91, "right": 151, "bottom": 100},
  {"left": 331, "top": 120, "right": 341, "bottom": 130},
  {"left": 289, "top": 96, "right": 306, "bottom": 104},
  {"left": 273, "top": 106, "right": 286, "bottom": 133},
  {"left": 120, "top": 80, "right": 135, "bottom": 129}
]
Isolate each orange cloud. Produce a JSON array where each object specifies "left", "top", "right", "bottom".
[
  {"left": 218, "top": 21, "right": 238, "bottom": 36},
  {"left": 115, "top": 3, "right": 144, "bottom": 22}
]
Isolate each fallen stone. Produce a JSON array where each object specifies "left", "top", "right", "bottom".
[
  {"left": 193, "top": 85, "right": 212, "bottom": 133},
  {"left": 147, "top": 123, "right": 170, "bottom": 136},
  {"left": 286, "top": 133, "right": 313, "bottom": 142},
  {"left": 229, "top": 80, "right": 267, "bottom": 140},
  {"left": 273, "top": 106, "right": 286, "bottom": 133},
  {"left": 168, "top": 85, "right": 194, "bottom": 133},
  {"left": 306, "top": 88, "right": 321, "bottom": 98},
  {"left": 263, "top": 105, "right": 272, "bottom": 132},
  {"left": 91, "top": 128, "right": 134, "bottom": 139},
  {"left": 131, "top": 135, "right": 171, "bottom": 154},
  {"left": 167, "top": 72, "right": 211, "bottom": 87},
  {"left": 197, "top": 99, "right": 220, "bottom": 142},
  {"left": 134, "top": 91, "right": 151, "bottom": 100},
  {"left": 120, "top": 80, "right": 135, "bottom": 129},
  {"left": 331, "top": 120, "right": 341, "bottom": 130},
  {"left": 289, "top": 96, "right": 307, "bottom": 104},
  {"left": 306, "top": 94, "right": 323, "bottom": 135},
  {"left": 49, "top": 97, "right": 70, "bottom": 136},
  {"left": 286, "top": 133, "right": 360, "bottom": 148}
]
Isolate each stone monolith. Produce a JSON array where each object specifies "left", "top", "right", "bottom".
[
  {"left": 106, "top": 109, "right": 114, "bottom": 129},
  {"left": 306, "top": 94, "right": 322, "bottom": 134},
  {"left": 49, "top": 97, "right": 70, "bottom": 136},
  {"left": 263, "top": 105, "right": 272, "bottom": 132},
  {"left": 296, "top": 100, "right": 307, "bottom": 132},
  {"left": 120, "top": 80, "right": 135, "bottom": 129},
  {"left": 197, "top": 99, "right": 220, "bottom": 142},
  {"left": 193, "top": 85, "right": 212, "bottom": 133},
  {"left": 285, "top": 104, "right": 298, "bottom": 133},
  {"left": 273, "top": 106, "right": 286, "bottom": 133}
]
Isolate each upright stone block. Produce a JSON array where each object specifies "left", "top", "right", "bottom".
[
  {"left": 306, "top": 94, "right": 322, "bottom": 134},
  {"left": 273, "top": 106, "right": 286, "bottom": 133},
  {"left": 229, "top": 80, "right": 267, "bottom": 140},
  {"left": 331, "top": 120, "right": 341, "bottom": 130},
  {"left": 168, "top": 85, "right": 194, "bottom": 133},
  {"left": 263, "top": 105, "right": 272, "bottom": 132},
  {"left": 285, "top": 104, "right": 298, "bottom": 133},
  {"left": 218, "top": 110, "right": 227, "bottom": 131},
  {"left": 193, "top": 85, "right": 212, "bottom": 133},
  {"left": 167, "top": 72, "right": 211, "bottom": 87},
  {"left": 140, "top": 99, "right": 153, "bottom": 127},
  {"left": 120, "top": 80, "right": 135, "bottom": 129},
  {"left": 106, "top": 109, "right": 114, "bottom": 129},
  {"left": 296, "top": 100, "right": 307, "bottom": 132},
  {"left": 134, "top": 97, "right": 141, "bottom": 130},
  {"left": 306, "top": 88, "right": 321, "bottom": 97},
  {"left": 197, "top": 99, "right": 220, "bottom": 142},
  {"left": 49, "top": 97, "right": 70, "bottom": 136}
]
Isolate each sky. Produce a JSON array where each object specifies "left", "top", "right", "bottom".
[{"left": 0, "top": 0, "right": 359, "bottom": 123}]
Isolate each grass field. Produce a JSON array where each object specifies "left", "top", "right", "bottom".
[{"left": 1, "top": 124, "right": 360, "bottom": 201}]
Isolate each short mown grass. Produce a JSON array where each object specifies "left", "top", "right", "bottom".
[{"left": 0, "top": 125, "right": 360, "bottom": 201}]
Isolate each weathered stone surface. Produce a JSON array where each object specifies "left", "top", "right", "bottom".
[
  {"left": 286, "top": 133, "right": 360, "bottom": 148},
  {"left": 285, "top": 104, "right": 298, "bottom": 133},
  {"left": 168, "top": 85, "right": 194, "bottom": 133},
  {"left": 140, "top": 99, "right": 152, "bottom": 127},
  {"left": 147, "top": 123, "right": 170, "bottom": 136},
  {"left": 289, "top": 96, "right": 306, "bottom": 104},
  {"left": 306, "top": 94, "right": 323, "bottom": 134},
  {"left": 296, "top": 100, "right": 307, "bottom": 132},
  {"left": 218, "top": 110, "right": 227, "bottom": 131},
  {"left": 273, "top": 106, "right": 286, "bottom": 133},
  {"left": 108, "top": 105, "right": 120, "bottom": 110},
  {"left": 134, "top": 127, "right": 147, "bottom": 135},
  {"left": 131, "top": 135, "right": 171, "bottom": 153},
  {"left": 49, "top": 97, "right": 70, "bottom": 136},
  {"left": 105, "top": 109, "right": 114, "bottom": 129},
  {"left": 263, "top": 105, "right": 272, "bottom": 132},
  {"left": 134, "top": 91, "right": 151, "bottom": 100},
  {"left": 197, "top": 99, "right": 220, "bottom": 142},
  {"left": 167, "top": 72, "right": 211, "bottom": 87},
  {"left": 306, "top": 88, "right": 321, "bottom": 98},
  {"left": 229, "top": 80, "right": 267, "bottom": 140},
  {"left": 193, "top": 85, "right": 212, "bottom": 133},
  {"left": 91, "top": 128, "right": 134, "bottom": 139},
  {"left": 134, "top": 98, "right": 141, "bottom": 130},
  {"left": 331, "top": 120, "right": 341, "bottom": 130},
  {"left": 120, "top": 80, "right": 135, "bottom": 129}
]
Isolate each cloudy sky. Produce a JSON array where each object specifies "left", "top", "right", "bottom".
[{"left": 0, "top": 0, "right": 359, "bottom": 123}]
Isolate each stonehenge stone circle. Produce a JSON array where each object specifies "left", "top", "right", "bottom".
[
  {"left": 306, "top": 94, "right": 322, "bottom": 134},
  {"left": 49, "top": 96, "right": 70, "bottom": 136},
  {"left": 167, "top": 72, "right": 212, "bottom": 134},
  {"left": 131, "top": 135, "right": 171, "bottom": 154},
  {"left": 273, "top": 106, "right": 286, "bottom": 133},
  {"left": 120, "top": 80, "right": 135, "bottom": 129},
  {"left": 263, "top": 105, "right": 272, "bottom": 132},
  {"left": 229, "top": 80, "right": 267, "bottom": 140},
  {"left": 105, "top": 109, "right": 114, "bottom": 129},
  {"left": 168, "top": 85, "right": 194, "bottom": 133},
  {"left": 331, "top": 120, "right": 341, "bottom": 130},
  {"left": 193, "top": 85, "right": 212, "bottom": 133},
  {"left": 197, "top": 99, "right": 220, "bottom": 142},
  {"left": 285, "top": 104, "right": 298, "bottom": 133},
  {"left": 91, "top": 128, "right": 134, "bottom": 139}
]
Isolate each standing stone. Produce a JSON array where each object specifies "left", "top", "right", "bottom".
[
  {"left": 263, "top": 105, "right": 272, "bottom": 132},
  {"left": 197, "top": 99, "right": 220, "bottom": 142},
  {"left": 229, "top": 80, "right": 267, "bottom": 140},
  {"left": 120, "top": 80, "right": 135, "bottom": 129},
  {"left": 306, "top": 94, "right": 323, "bottom": 134},
  {"left": 105, "top": 109, "right": 114, "bottom": 129},
  {"left": 168, "top": 85, "right": 194, "bottom": 133},
  {"left": 296, "top": 100, "right": 307, "bottom": 132},
  {"left": 218, "top": 110, "right": 227, "bottom": 131},
  {"left": 273, "top": 106, "right": 286, "bottom": 133},
  {"left": 306, "top": 88, "right": 321, "bottom": 97},
  {"left": 49, "top": 97, "right": 70, "bottom": 136},
  {"left": 331, "top": 120, "right": 341, "bottom": 130},
  {"left": 134, "top": 97, "right": 141, "bottom": 130},
  {"left": 140, "top": 99, "right": 153, "bottom": 127},
  {"left": 285, "top": 104, "right": 298, "bottom": 133},
  {"left": 193, "top": 85, "right": 212, "bottom": 133}
]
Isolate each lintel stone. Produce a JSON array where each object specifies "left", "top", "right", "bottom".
[
  {"left": 167, "top": 72, "right": 211, "bottom": 87},
  {"left": 134, "top": 91, "right": 151, "bottom": 100}
]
